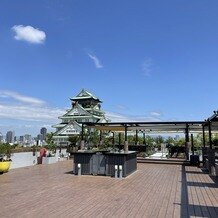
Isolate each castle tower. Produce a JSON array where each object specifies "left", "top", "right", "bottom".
[{"left": 52, "top": 89, "right": 109, "bottom": 146}]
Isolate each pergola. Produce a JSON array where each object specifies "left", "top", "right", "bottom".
[
  {"left": 81, "top": 121, "right": 204, "bottom": 158},
  {"left": 90, "top": 113, "right": 218, "bottom": 153},
  {"left": 79, "top": 111, "right": 218, "bottom": 159},
  {"left": 203, "top": 111, "right": 218, "bottom": 149},
  {"left": 83, "top": 121, "right": 204, "bottom": 134}
]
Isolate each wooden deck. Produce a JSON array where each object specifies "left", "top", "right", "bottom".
[{"left": 1, "top": 160, "right": 218, "bottom": 218}]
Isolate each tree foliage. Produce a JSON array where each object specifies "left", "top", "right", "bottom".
[
  {"left": 45, "top": 132, "right": 56, "bottom": 153},
  {"left": 0, "top": 143, "right": 12, "bottom": 160},
  {"left": 68, "top": 135, "right": 80, "bottom": 146},
  {"left": 88, "top": 130, "right": 100, "bottom": 147}
]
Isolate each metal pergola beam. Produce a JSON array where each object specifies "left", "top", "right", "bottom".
[{"left": 84, "top": 121, "right": 205, "bottom": 133}]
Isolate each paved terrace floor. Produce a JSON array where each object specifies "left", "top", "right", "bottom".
[{"left": 1, "top": 161, "right": 218, "bottom": 218}]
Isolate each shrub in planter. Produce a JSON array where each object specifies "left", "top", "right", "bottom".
[{"left": 0, "top": 143, "right": 12, "bottom": 174}]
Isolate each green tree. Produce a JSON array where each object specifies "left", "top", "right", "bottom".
[
  {"left": 0, "top": 143, "right": 12, "bottom": 160},
  {"left": 68, "top": 135, "right": 80, "bottom": 146},
  {"left": 175, "top": 138, "right": 186, "bottom": 146},
  {"left": 127, "top": 135, "right": 135, "bottom": 145},
  {"left": 155, "top": 135, "right": 164, "bottom": 149},
  {"left": 67, "top": 135, "right": 80, "bottom": 151},
  {"left": 88, "top": 130, "right": 100, "bottom": 147},
  {"left": 45, "top": 132, "right": 56, "bottom": 153},
  {"left": 145, "top": 135, "right": 155, "bottom": 146},
  {"left": 166, "top": 136, "right": 175, "bottom": 145}
]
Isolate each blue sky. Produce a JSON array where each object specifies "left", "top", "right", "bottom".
[{"left": 0, "top": 0, "right": 218, "bottom": 136}]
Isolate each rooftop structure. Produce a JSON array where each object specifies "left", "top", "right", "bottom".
[{"left": 53, "top": 89, "right": 109, "bottom": 146}]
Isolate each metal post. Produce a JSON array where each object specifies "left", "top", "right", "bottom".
[
  {"left": 208, "top": 121, "right": 212, "bottom": 149},
  {"left": 185, "top": 124, "right": 190, "bottom": 160},
  {"left": 124, "top": 125, "right": 128, "bottom": 141},
  {"left": 80, "top": 124, "right": 85, "bottom": 150},
  {"left": 185, "top": 124, "right": 189, "bottom": 142},
  {"left": 119, "top": 133, "right": 121, "bottom": 151},
  {"left": 99, "top": 130, "right": 102, "bottom": 145},
  {"left": 115, "top": 165, "right": 118, "bottom": 178},
  {"left": 202, "top": 125, "right": 207, "bottom": 166},
  {"left": 81, "top": 124, "right": 84, "bottom": 141},
  {"left": 135, "top": 130, "right": 138, "bottom": 145},
  {"left": 207, "top": 120, "right": 215, "bottom": 172},
  {"left": 191, "top": 134, "right": 194, "bottom": 155},
  {"left": 119, "top": 165, "right": 123, "bottom": 179},
  {"left": 78, "top": 163, "right": 81, "bottom": 176},
  {"left": 143, "top": 132, "right": 146, "bottom": 145},
  {"left": 202, "top": 125, "right": 206, "bottom": 147},
  {"left": 124, "top": 125, "right": 128, "bottom": 152}
]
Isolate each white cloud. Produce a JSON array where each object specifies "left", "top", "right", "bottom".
[
  {"left": 0, "top": 90, "right": 64, "bottom": 122},
  {"left": 0, "top": 103, "right": 64, "bottom": 122},
  {"left": 116, "top": 104, "right": 129, "bottom": 110},
  {"left": 150, "top": 111, "right": 161, "bottom": 117},
  {"left": 105, "top": 111, "right": 162, "bottom": 122},
  {"left": 0, "top": 90, "right": 45, "bottom": 105},
  {"left": 12, "top": 25, "right": 46, "bottom": 44},
  {"left": 87, "top": 52, "right": 103, "bottom": 69},
  {"left": 105, "top": 111, "right": 131, "bottom": 122},
  {"left": 142, "top": 58, "right": 152, "bottom": 76}
]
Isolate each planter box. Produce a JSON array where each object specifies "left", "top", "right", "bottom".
[
  {"left": 72, "top": 151, "right": 137, "bottom": 177},
  {"left": 0, "top": 161, "right": 11, "bottom": 173},
  {"left": 42, "top": 157, "right": 57, "bottom": 164}
]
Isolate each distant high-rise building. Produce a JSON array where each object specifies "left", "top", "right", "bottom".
[
  {"left": 14, "top": 136, "right": 17, "bottom": 143},
  {"left": 175, "top": 135, "right": 180, "bottom": 140},
  {"left": 37, "top": 134, "right": 43, "bottom": 141},
  {"left": 6, "top": 131, "right": 15, "bottom": 143},
  {"left": 19, "top": 136, "right": 25, "bottom": 145},
  {"left": 20, "top": 136, "right": 24, "bottom": 142},
  {"left": 0, "top": 132, "right": 3, "bottom": 142},
  {"left": 40, "top": 127, "right": 47, "bottom": 141},
  {"left": 24, "top": 134, "right": 32, "bottom": 144}
]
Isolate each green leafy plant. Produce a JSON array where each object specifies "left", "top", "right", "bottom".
[
  {"left": 68, "top": 135, "right": 80, "bottom": 146},
  {"left": 0, "top": 143, "right": 12, "bottom": 161},
  {"left": 45, "top": 132, "right": 56, "bottom": 154},
  {"left": 67, "top": 135, "right": 81, "bottom": 152}
]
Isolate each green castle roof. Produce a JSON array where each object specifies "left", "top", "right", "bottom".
[{"left": 70, "top": 89, "right": 102, "bottom": 102}]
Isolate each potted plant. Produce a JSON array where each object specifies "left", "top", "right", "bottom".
[
  {"left": 68, "top": 135, "right": 80, "bottom": 152},
  {"left": 0, "top": 143, "right": 12, "bottom": 174},
  {"left": 42, "top": 132, "right": 57, "bottom": 164}
]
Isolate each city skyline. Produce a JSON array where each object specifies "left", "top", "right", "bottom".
[
  {"left": 0, "top": 127, "right": 48, "bottom": 139},
  {"left": 1, "top": 1, "right": 218, "bottom": 136}
]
